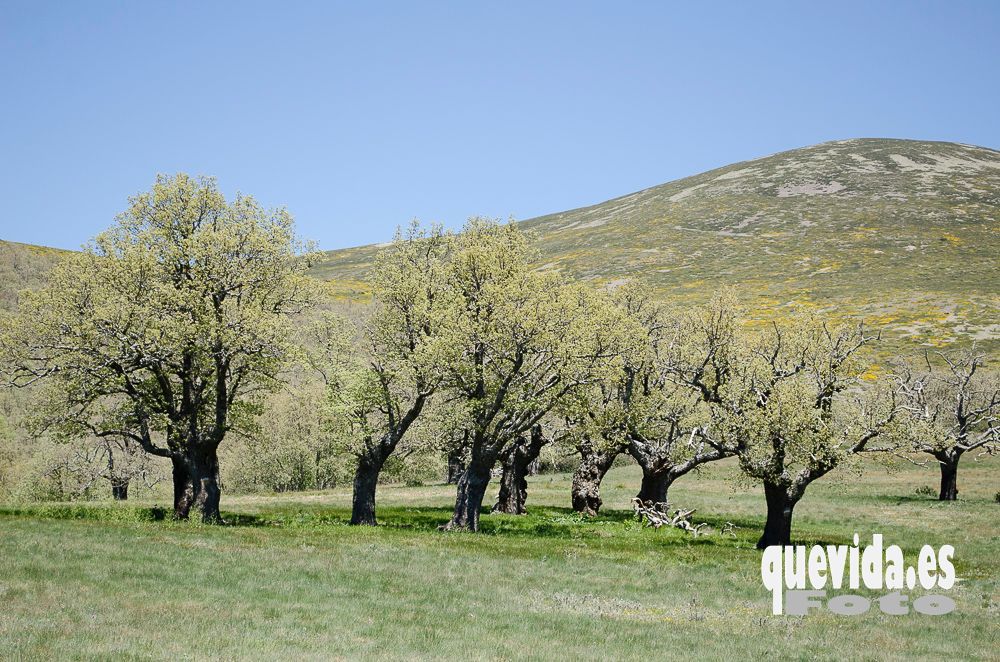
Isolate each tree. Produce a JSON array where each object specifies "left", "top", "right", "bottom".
[
  {"left": 225, "top": 381, "right": 348, "bottom": 493},
  {"left": 439, "top": 219, "right": 612, "bottom": 531},
  {"left": 565, "top": 283, "right": 726, "bottom": 515},
  {"left": 569, "top": 431, "right": 624, "bottom": 517},
  {"left": 685, "top": 301, "right": 898, "bottom": 548},
  {"left": 625, "top": 382, "right": 719, "bottom": 508},
  {"left": 308, "top": 224, "right": 453, "bottom": 525},
  {"left": 617, "top": 287, "right": 727, "bottom": 508},
  {"left": 80, "top": 434, "right": 161, "bottom": 500},
  {"left": 0, "top": 174, "right": 315, "bottom": 521},
  {"left": 491, "top": 423, "right": 548, "bottom": 515},
  {"left": 32, "top": 434, "right": 163, "bottom": 501},
  {"left": 899, "top": 349, "right": 999, "bottom": 500},
  {"left": 562, "top": 345, "right": 633, "bottom": 518}
]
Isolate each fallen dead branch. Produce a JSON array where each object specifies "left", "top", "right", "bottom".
[{"left": 631, "top": 498, "right": 709, "bottom": 536}]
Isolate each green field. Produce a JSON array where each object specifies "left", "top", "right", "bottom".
[{"left": 1, "top": 457, "right": 996, "bottom": 660}]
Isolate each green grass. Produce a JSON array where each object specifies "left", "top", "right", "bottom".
[
  {"left": 1, "top": 457, "right": 997, "bottom": 660},
  {"left": 0, "top": 240, "right": 73, "bottom": 312}
]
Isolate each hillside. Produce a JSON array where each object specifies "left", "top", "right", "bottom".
[
  {"left": 0, "top": 240, "right": 73, "bottom": 311},
  {"left": 312, "top": 138, "right": 1000, "bottom": 352},
  {"left": 3, "top": 139, "right": 998, "bottom": 351}
]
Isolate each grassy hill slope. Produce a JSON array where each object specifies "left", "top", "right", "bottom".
[
  {"left": 0, "top": 240, "right": 73, "bottom": 311},
  {"left": 4, "top": 139, "right": 998, "bottom": 351},
  {"left": 312, "top": 138, "right": 1000, "bottom": 352}
]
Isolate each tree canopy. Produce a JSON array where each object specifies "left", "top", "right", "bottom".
[
  {"left": 0, "top": 174, "right": 316, "bottom": 520},
  {"left": 677, "top": 296, "right": 899, "bottom": 547}
]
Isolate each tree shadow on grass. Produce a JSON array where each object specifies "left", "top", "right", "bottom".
[
  {"left": 0, "top": 503, "right": 170, "bottom": 523},
  {"left": 1, "top": 501, "right": 771, "bottom": 549},
  {"left": 247, "top": 504, "right": 767, "bottom": 549}
]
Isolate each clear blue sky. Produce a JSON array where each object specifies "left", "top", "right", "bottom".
[{"left": 1, "top": 1, "right": 998, "bottom": 251}]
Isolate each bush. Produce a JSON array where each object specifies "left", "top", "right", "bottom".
[{"left": 915, "top": 485, "right": 937, "bottom": 497}]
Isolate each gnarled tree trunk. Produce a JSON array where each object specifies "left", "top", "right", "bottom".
[
  {"left": 492, "top": 425, "right": 545, "bottom": 515},
  {"left": 111, "top": 478, "right": 129, "bottom": 501},
  {"left": 351, "top": 459, "right": 382, "bottom": 526},
  {"left": 571, "top": 440, "right": 621, "bottom": 516},
  {"left": 636, "top": 470, "right": 674, "bottom": 509},
  {"left": 757, "top": 481, "right": 797, "bottom": 549},
  {"left": 350, "top": 396, "right": 428, "bottom": 525},
  {"left": 189, "top": 447, "right": 222, "bottom": 523},
  {"left": 443, "top": 457, "right": 493, "bottom": 532},
  {"left": 627, "top": 438, "right": 729, "bottom": 514},
  {"left": 172, "top": 456, "right": 194, "bottom": 520},
  {"left": 629, "top": 443, "right": 676, "bottom": 511},
  {"left": 938, "top": 453, "right": 960, "bottom": 501},
  {"left": 171, "top": 447, "right": 222, "bottom": 523},
  {"left": 351, "top": 439, "right": 393, "bottom": 526}
]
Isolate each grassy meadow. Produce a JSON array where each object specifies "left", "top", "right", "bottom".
[{"left": 0, "top": 457, "right": 997, "bottom": 660}]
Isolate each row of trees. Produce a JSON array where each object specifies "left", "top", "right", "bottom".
[{"left": 1, "top": 175, "right": 996, "bottom": 548}]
